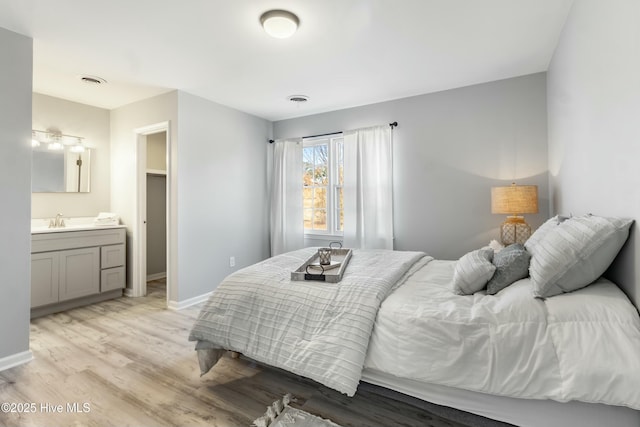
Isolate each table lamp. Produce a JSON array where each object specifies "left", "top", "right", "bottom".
[{"left": 491, "top": 183, "right": 538, "bottom": 245}]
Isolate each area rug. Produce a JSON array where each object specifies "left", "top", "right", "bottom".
[{"left": 253, "top": 394, "right": 343, "bottom": 427}]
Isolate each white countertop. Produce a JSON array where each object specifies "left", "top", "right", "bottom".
[{"left": 31, "top": 217, "right": 126, "bottom": 234}]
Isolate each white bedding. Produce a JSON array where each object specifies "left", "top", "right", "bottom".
[
  {"left": 364, "top": 260, "right": 640, "bottom": 410},
  {"left": 189, "top": 247, "right": 429, "bottom": 396}
]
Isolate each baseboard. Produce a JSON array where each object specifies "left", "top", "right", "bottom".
[
  {"left": 31, "top": 290, "right": 123, "bottom": 319},
  {"left": 0, "top": 350, "right": 33, "bottom": 372},
  {"left": 167, "top": 291, "right": 212, "bottom": 311},
  {"left": 147, "top": 272, "right": 167, "bottom": 281}
]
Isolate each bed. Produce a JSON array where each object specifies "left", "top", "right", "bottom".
[{"left": 189, "top": 216, "right": 640, "bottom": 427}]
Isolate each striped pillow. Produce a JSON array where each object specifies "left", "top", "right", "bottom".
[
  {"left": 530, "top": 215, "right": 633, "bottom": 298},
  {"left": 525, "top": 215, "right": 563, "bottom": 256},
  {"left": 452, "top": 248, "right": 496, "bottom": 295}
]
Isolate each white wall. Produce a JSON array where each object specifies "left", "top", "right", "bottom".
[
  {"left": 0, "top": 27, "right": 32, "bottom": 363},
  {"left": 547, "top": 0, "right": 640, "bottom": 306},
  {"left": 274, "top": 73, "right": 549, "bottom": 259},
  {"left": 176, "top": 92, "right": 271, "bottom": 300},
  {"left": 110, "top": 91, "right": 178, "bottom": 300},
  {"left": 32, "top": 93, "right": 111, "bottom": 218}
]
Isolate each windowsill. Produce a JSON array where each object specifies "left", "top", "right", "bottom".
[{"left": 304, "top": 233, "right": 344, "bottom": 242}]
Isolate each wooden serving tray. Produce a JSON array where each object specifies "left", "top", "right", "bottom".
[{"left": 291, "top": 248, "right": 353, "bottom": 283}]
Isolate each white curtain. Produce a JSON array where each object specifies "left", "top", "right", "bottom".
[
  {"left": 343, "top": 125, "right": 394, "bottom": 249},
  {"left": 270, "top": 138, "right": 304, "bottom": 256}
]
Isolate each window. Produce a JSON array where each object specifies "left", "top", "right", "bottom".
[{"left": 302, "top": 134, "right": 344, "bottom": 235}]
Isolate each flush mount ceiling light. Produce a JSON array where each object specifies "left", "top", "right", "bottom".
[{"left": 260, "top": 10, "right": 299, "bottom": 39}]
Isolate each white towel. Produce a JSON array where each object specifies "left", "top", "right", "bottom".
[{"left": 94, "top": 212, "right": 120, "bottom": 225}]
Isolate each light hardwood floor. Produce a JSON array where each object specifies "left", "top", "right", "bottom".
[{"left": 0, "top": 281, "right": 500, "bottom": 427}]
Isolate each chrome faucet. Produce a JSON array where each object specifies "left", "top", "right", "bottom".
[{"left": 49, "top": 213, "right": 65, "bottom": 228}]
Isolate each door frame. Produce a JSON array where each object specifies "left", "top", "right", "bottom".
[{"left": 132, "top": 121, "right": 172, "bottom": 306}]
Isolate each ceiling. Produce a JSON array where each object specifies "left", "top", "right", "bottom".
[{"left": 0, "top": 0, "right": 574, "bottom": 121}]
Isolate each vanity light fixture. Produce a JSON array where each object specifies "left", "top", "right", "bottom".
[
  {"left": 32, "top": 129, "right": 88, "bottom": 152},
  {"left": 31, "top": 131, "right": 40, "bottom": 147},
  {"left": 70, "top": 138, "right": 86, "bottom": 153},
  {"left": 47, "top": 133, "right": 63, "bottom": 150},
  {"left": 260, "top": 10, "right": 299, "bottom": 39},
  {"left": 47, "top": 139, "right": 64, "bottom": 151}
]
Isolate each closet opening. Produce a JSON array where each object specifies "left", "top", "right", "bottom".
[
  {"left": 145, "top": 131, "right": 167, "bottom": 298},
  {"left": 132, "top": 121, "right": 172, "bottom": 307}
]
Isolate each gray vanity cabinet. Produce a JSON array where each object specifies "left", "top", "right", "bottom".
[
  {"left": 31, "top": 227, "right": 126, "bottom": 317},
  {"left": 100, "top": 244, "right": 126, "bottom": 292},
  {"left": 31, "top": 252, "right": 60, "bottom": 307},
  {"left": 58, "top": 247, "right": 100, "bottom": 301}
]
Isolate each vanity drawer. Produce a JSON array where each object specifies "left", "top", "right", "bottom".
[
  {"left": 32, "top": 228, "right": 126, "bottom": 253},
  {"left": 101, "top": 266, "right": 125, "bottom": 292},
  {"left": 101, "top": 244, "right": 125, "bottom": 269}
]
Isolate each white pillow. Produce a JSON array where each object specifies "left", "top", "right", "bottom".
[
  {"left": 488, "top": 239, "right": 504, "bottom": 253},
  {"left": 530, "top": 215, "right": 633, "bottom": 298},
  {"left": 524, "top": 215, "right": 569, "bottom": 256},
  {"left": 452, "top": 248, "right": 496, "bottom": 295}
]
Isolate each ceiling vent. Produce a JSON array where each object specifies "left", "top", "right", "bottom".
[
  {"left": 287, "top": 95, "right": 309, "bottom": 103},
  {"left": 80, "top": 75, "right": 107, "bottom": 85}
]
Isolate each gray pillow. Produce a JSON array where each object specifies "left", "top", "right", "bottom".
[
  {"left": 530, "top": 215, "right": 633, "bottom": 298},
  {"left": 451, "top": 248, "right": 495, "bottom": 295},
  {"left": 486, "top": 244, "right": 531, "bottom": 295}
]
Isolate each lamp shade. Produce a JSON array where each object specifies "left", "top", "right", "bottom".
[{"left": 491, "top": 184, "right": 538, "bottom": 215}]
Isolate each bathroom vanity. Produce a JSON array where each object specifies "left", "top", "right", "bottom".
[{"left": 30, "top": 223, "right": 126, "bottom": 318}]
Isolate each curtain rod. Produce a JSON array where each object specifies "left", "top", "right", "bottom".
[{"left": 268, "top": 121, "right": 397, "bottom": 143}]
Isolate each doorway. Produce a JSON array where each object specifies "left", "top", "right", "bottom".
[
  {"left": 145, "top": 132, "right": 167, "bottom": 293},
  {"left": 132, "top": 122, "right": 172, "bottom": 306}
]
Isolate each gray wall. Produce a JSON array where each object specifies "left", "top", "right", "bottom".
[
  {"left": 0, "top": 28, "right": 32, "bottom": 361},
  {"left": 274, "top": 73, "right": 549, "bottom": 259},
  {"left": 547, "top": 0, "right": 640, "bottom": 307},
  {"left": 146, "top": 174, "right": 167, "bottom": 277},
  {"left": 146, "top": 131, "right": 167, "bottom": 279},
  {"left": 110, "top": 91, "right": 178, "bottom": 300},
  {"left": 32, "top": 93, "right": 111, "bottom": 218},
  {"left": 176, "top": 92, "right": 271, "bottom": 299},
  {"left": 111, "top": 91, "right": 271, "bottom": 303}
]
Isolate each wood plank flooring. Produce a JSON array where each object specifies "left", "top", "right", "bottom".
[{"left": 0, "top": 280, "right": 498, "bottom": 427}]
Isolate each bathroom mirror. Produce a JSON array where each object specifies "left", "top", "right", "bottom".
[{"left": 32, "top": 146, "right": 91, "bottom": 193}]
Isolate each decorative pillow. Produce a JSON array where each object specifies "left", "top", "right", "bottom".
[
  {"left": 488, "top": 239, "right": 505, "bottom": 253},
  {"left": 452, "top": 248, "right": 495, "bottom": 295},
  {"left": 524, "top": 215, "right": 566, "bottom": 256},
  {"left": 530, "top": 215, "right": 633, "bottom": 298},
  {"left": 486, "top": 243, "right": 531, "bottom": 295}
]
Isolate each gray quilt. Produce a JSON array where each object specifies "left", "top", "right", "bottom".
[{"left": 189, "top": 247, "right": 429, "bottom": 396}]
